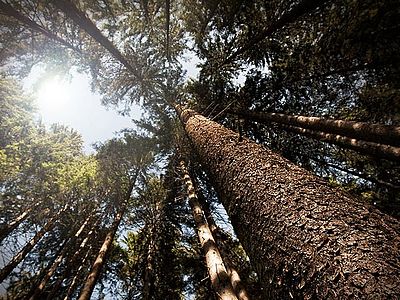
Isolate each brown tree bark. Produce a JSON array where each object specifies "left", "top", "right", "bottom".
[
  {"left": 77, "top": 182, "right": 135, "bottom": 300},
  {"left": 0, "top": 1, "right": 81, "bottom": 52},
  {"left": 142, "top": 226, "right": 156, "bottom": 300},
  {"left": 180, "top": 160, "right": 238, "bottom": 300},
  {"left": 232, "top": 110, "right": 400, "bottom": 147},
  {"left": 176, "top": 105, "right": 400, "bottom": 299},
  {"left": 0, "top": 204, "right": 68, "bottom": 283},
  {"left": 52, "top": 0, "right": 141, "bottom": 80}
]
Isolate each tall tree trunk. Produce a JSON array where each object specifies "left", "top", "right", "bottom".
[
  {"left": 52, "top": 0, "right": 141, "bottom": 80},
  {"left": 142, "top": 227, "right": 155, "bottom": 300},
  {"left": 224, "top": 0, "right": 327, "bottom": 65},
  {"left": 176, "top": 105, "right": 400, "bottom": 298},
  {"left": 63, "top": 247, "right": 92, "bottom": 300},
  {"left": 46, "top": 215, "right": 100, "bottom": 300},
  {"left": 62, "top": 219, "right": 99, "bottom": 300},
  {"left": 232, "top": 110, "right": 400, "bottom": 147},
  {"left": 0, "top": 1, "right": 81, "bottom": 52},
  {"left": 0, "top": 206, "right": 32, "bottom": 243},
  {"left": 279, "top": 124, "right": 400, "bottom": 161},
  {"left": 29, "top": 215, "right": 91, "bottom": 300},
  {"left": 180, "top": 160, "right": 238, "bottom": 300},
  {"left": 196, "top": 187, "right": 250, "bottom": 300},
  {"left": 77, "top": 182, "right": 135, "bottom": 300},
  {"left": 0, "top": 204, "right": 68, "bottom": 283}
]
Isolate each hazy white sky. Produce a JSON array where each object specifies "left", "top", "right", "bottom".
[
  {"left": 23, "top": 67, "right": 141, "bottom": 153},
  {"left": 22, "top": 51, "right": 201, "bottom": 154}
]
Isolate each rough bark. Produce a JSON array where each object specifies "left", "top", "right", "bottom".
[
  {"left": 77, "top": 182, "right": 135, "bottom": 300},
  {"left": 180, "top": 160, "right": 238, "bottom": 300},
  {"left": 176, "top": 105, "right": 400, "bottom": 299},
  {"left": 232, "top": 110, "right": 400, "bottom": 147},
  {"left": 0, "top": 1, "right": 81, "bottom": 52},
  {"left": 280, "top": 124, "right": 400, "bottom": 161},
  {"left": 0, "top": 204, "right": 68, "bottom": 283},
  {"left": 52, "top": 0, "right": 141, "bottom": 80}
]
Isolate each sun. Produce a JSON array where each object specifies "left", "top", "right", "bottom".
[{"left": 36, "top": 76, "right": 69, "bottom": 112}]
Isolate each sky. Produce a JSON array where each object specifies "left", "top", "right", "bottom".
[
  {"left": 22, "top": 51, "right": 201, "bottom": 155},
  {"left": 23, "top": 67, "right": 141, "bottom": 154}
]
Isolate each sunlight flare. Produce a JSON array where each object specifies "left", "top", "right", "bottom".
[{"left": 36, "top": 76, "right": 69, "bottom": 112}]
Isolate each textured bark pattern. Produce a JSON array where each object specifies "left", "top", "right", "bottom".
[
  {"left": 234, "top": 110, "right": 400, "bottom": 147},
  {"left": 178, "top": 107, "right": 400, "bottom": 299},
  {"left": 181, "top": 161, "right": 238, "bottom": 300}
]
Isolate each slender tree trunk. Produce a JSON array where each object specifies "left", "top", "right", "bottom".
[
  {"left": 45, "top": 215, "right": 100, "bottom": 300},
  {"left": 196, "top": 188, "right": 250, "bottom": 300},
  {"left": 142, "top": 227, "right": 155, "bottom": 300},
  {"left": 280, "top": 124, "right": 400, "bottom": 161},
  {"left": 63, "top": 247, "right": 92, "bottom": 300},
  {"left": 224, "top": 0, "right": 327, "bottom": 65},
  {"left": 231, "top": 110, "right": 400, "bottom": 147},
  {"left": 176, "top": 105, "right": 400, "bottom": 298},
  {"left": 77, "top": 182, "right": 135, "bottom": 300},
  {"left": 61, "top": 219, "right": 99, "bottom": 300},
  {"left": 0, "top": 204, "right": 68, "bottom": 283},
  {"left": 52, "top": 0, "right": 141, "bottom": 80},
  {"left": 29, "top": 215, "right": 91, "bottom": 300},
  {"left": 0, "top": 207, "right": 32, "bottom": 243},
  {"left": 180, "top": 160, "right": 238, "bottom": 300},
  {"left": 0, "top": 1, "right": 81, "bottom": 52}
]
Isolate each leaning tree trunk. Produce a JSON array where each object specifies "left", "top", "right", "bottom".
[
  {"left": 176, "top": 105, "right": 400, "bottom": 299},
  {"left": 180, "top": 160, "right": 238, "bottom": 300},
  {"left": 279, "top": 124, "right": 400, "bottom": 161},
  {"left": 52, "top": 0, "right": 141, "bottom": 80},
  {"left": 0, "top": 1, "right": 81, "bottom": 52},
  {"left": 0, "top": 204, "right": 68, "bottom": 283},
  {"left": 77, "top": 182, "right": 135, "bottom": 300},
  {"left": 231, "top": 110, "right": 400, "bottom": 147},
  {"left": 196, "top": 187, "right": 250, "bottom": 300},
  {"left": 29, "top": 214, "right": 91, "bottom": 300},
  {"left": 0, "top": 206, "right": 33, "bottom": 243}
]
